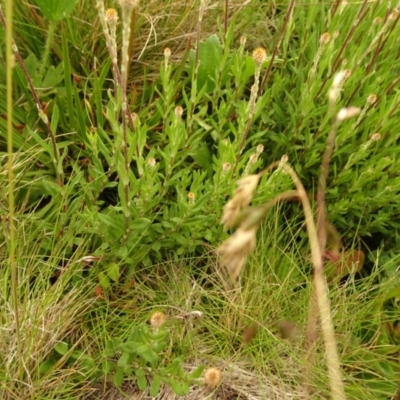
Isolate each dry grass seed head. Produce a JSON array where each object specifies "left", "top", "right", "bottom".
[
  {"left": 218, "top": 226, "right": 257, "bottom": 280},
  {"left": 221, "top": 175, "right": 260, "bottom": 229}
]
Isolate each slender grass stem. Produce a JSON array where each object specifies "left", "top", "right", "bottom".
[
  {"left": 3, "top": 0, "right": 22, "bottom": 380},
  {"left": 263, "top": 161, "right": 346, "bottom": 400},
  {"left": 259, "top": 0, "right": 296, "bottom": 95}
]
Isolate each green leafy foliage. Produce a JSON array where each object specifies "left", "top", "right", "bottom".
[
  {"left": 36, "top": 0, "right": 79, "bottom": 22},
  {"left": 1, "top": 1, "right": 400, "bottom": 398},
  {"left": 104, "top": 321, "right": 200, "bottom": 395}
]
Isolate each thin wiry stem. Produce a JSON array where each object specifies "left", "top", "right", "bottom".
[
  {"left": 316, "top": 119, "right": 340, "bottom": 253},
  {"left": 259, "top": 0, "right": 296, "bottom": 95},
  {"left": 0, "top": 7, "right": 63, "bottom": 186},
  {"left": 3, "top": 0, "right": 22, "bottom": 380},
  {"left": 224, "top": 0, "right": 228, "bottom": 37},
  {"left": 314, "top": 0, "right": 370, "bottom": 101},
  {"left": 189, "top": 0, "right": 206, "bottom": 125},
  {"left": 118, "top": 1, "right": 139, "bottom": 231},
  {"left": 263, "top": 161, "right": 346, "bottom": 400}
]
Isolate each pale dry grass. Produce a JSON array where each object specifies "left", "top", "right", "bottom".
[
  {"left": 85, "top": 360, "right": 307, "bottom": 399},
  {"left": 0, "top": 272, "right": 96, "bottom": 399}
]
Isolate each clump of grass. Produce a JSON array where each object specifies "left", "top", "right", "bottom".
[
  {"left": 0, "top": 214, "right": 97, "bottom": 399},
  {"left": 2, "top": 0, "right": 400, "bottom": 399},
  {"left": 217, "top": 73, "right": 365, "bottom": 399}
]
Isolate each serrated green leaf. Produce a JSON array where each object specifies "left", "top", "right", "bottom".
[
  {"left": 189, "top": 34, "right": 223, "bottom": 92},
  {"left": 42, "top": 62, "right": 64, "bottom": 87},
  {"left": 36, "top": 0, "right": 79, "bottom": 21}
]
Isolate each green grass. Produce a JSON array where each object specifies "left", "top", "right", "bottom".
[{"left": 1, "top": 0, "right": 400, "bottom": 399}]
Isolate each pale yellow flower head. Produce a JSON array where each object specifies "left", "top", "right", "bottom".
[
  {"left": 150, "top": 311, "right": 166, "bottom": 329},
  {"left": 204, "top": 367, "right": 222, "bottom": 388},
  {"left": 105, "top": 8, "right": 118, "bottom": 24},
  {"left": 252, "top": 47, "right": 267, "bottom": 65}
]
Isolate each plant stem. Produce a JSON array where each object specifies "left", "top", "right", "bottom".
[
  {"left": 0, "top": 8, "right": 63, "bottom": 187},
  {"left": 263, "top": 161, "right": 346, "bottom": 400},
  {"left": 224, "top": 0, "right": 228, "bottom": 37},
  {"left": 95, "top": 0, "right": 121, "bottom": 92},
  {"left": 259, "top": 0, "right": 296, "bottom": 95},
  {"left": 39, "top": 20, "right": 55, "bottom": 78},
  {"left": 316, "top": 119, "right": 340, "bottom": 252},
  {"left": 119, "top": 2, "right": 138, "bottom": 232},
  {"left": 3, "top": 0, "right": 22, "bottom": 380}
]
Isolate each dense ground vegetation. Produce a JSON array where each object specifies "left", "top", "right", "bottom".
[{"left": 1, "top": 0, "right": 400, "bottom": 399}]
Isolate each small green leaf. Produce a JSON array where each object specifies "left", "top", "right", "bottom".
[
  {"left": 135, "top": 345, "right": 158, "bottom": 367},
  {"left": 106, "top": 263, "right": 120, "bottom": 282},
  {"left": 102, "top": 359, "right": 113, "bottom": 374},
  {"left": 189, "top": 365, "right": 205, "bottom": 379},
  {"left": 54, "top": 342, "right": 69, "bottom": 355},
  {"left": 149, "top": 375, "right": 161, "bottom": 397},
  {"left": 105, "top": 340, "right": 115, "bottom": 357},
  {"left": 135, "top": 369, "right": 147, "bottom": 391},
  {"left": 117, "top": 352, "right": 131, "bottom": 368},
  {"left": 80, "top": 356, "right": 95, "bottom": 372},
  {"left": 130, "top": 244, "right": 151, "bottom": 266},
  {"left": 51, "top": 104, "right": 59, "bottom": 134},
  {"left": 42, "top": 62, "right": 64, "bottom": 87},
  {"left": 385, "top": 285, "right": 400, "bottom": 300},
  {"left": 39, "top": 358, "right": 57, "bottom": 375},
  {"left": 114, "top": 368, "right": 124, "bottom": 387},
  {"left": 99, "top": 272, "right": 111, "bottom": 289},
  {"left": 130, "top": 217, "right": 152, "bottom": 230},
  {"left": 170, "top": 379, "right": 189, "bottom": 396}
]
